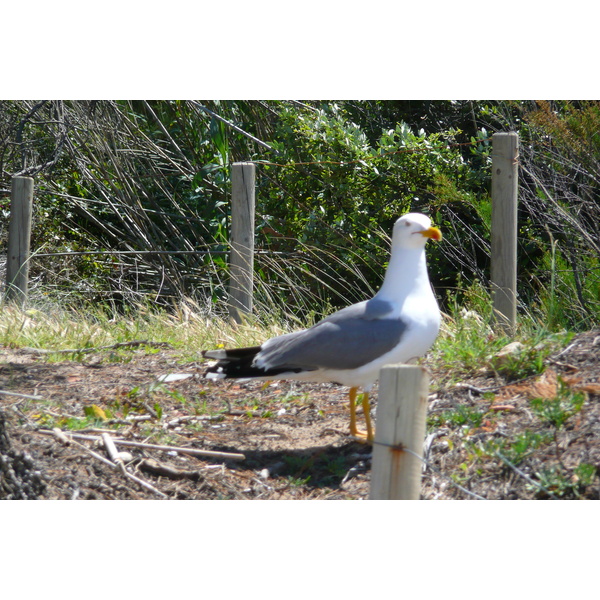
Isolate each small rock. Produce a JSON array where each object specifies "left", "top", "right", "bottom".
[{"left": 493, "top": 341, "right": 524, "bottom": 366}]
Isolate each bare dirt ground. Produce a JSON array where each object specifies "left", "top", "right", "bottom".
[{"left": 1, "top": 330, "right": 599, "bottom": 500}]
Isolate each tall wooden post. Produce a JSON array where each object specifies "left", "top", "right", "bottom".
[
  {"left": 491, "top": 132, "right": 519, "bottom": 335},
  {"left": 6, "top": 176, "right": 34, "bottom": 306},
  {"left": 228, "top": 162, "right": 255, "bottom": 323},
  {"left": 370, "top": 365, "right": 430, "bottom": 500}
]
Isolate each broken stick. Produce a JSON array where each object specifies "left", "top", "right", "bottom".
[{"left": 38, "top": 429, "right": 245, "bottom": 461}]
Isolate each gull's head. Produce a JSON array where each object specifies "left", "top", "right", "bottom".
[{"left": 392, "top": 213, "right": 442, "bottom": 249}]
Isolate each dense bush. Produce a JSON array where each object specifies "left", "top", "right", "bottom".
[{"left": 1, "top": 100, "right": 599, "bottom": 329}]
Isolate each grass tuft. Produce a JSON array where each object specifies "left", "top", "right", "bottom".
[{"left": 0, "top": 297, "right": 292, "bottom": 361}]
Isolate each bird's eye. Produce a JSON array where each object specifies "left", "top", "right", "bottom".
[{"left": 405, "top": 221, "right": 411, "bottom": 227}]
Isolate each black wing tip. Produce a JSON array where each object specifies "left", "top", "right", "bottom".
[
  {"left": 202, "top": 345, "right": 264, "bottom": 379},
  {"left": 202, "top": 346, "right": 262, "bottom": 360},
  {"left": 202, "top": 346, "right": 311, "bottom": 380}
]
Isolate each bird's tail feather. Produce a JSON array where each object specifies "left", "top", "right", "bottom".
[{"left": 202, "top": 346, "right": 304, "bottom": 379}]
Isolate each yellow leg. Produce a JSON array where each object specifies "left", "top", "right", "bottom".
[
  {"left": 362, "top": 391, "right": 374, "bottom": 443},
  {"left": 349, "top": 387, "right": 360, "bottom": 437},
  {"left": 348, "top": 387, "right": 374, "bottom": 443}
]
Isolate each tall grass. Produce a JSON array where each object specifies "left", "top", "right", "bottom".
[
  {"left": 3, "top": 100, "right": 600, "bottom": 338},
  {"left": 0, "top": 268, "right": 572, "bottom": 387},
  {"left": 0, "top": 297, "right": 279, "bottom": 360}
]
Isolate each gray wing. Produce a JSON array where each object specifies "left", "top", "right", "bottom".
[{"left": 257, "top": 298, "right": 408, "bottom": 371}]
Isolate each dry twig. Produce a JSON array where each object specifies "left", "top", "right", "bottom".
[
  {"left": 0, "top": 390, "right": 43, "bottom": 400},
  {"left": 20, "top": 340, "right": 172, "bottom": 356},
  {"left": 138, "top": 458, "right": 203, "bottom": 480},
  {"left": 49, "top": 429, "right": 167, "bottom": 498},
  {"left": 38, "top": 429, "right": 245, "bottom": 460}
]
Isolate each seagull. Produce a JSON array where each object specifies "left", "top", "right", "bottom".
[{"left": 202, "top": 212, "right": 442, "bottom": 443}]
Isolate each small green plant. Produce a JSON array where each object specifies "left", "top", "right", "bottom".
[
  {"left": 504, "top": 430, "right": 549, "bottom": 464},
  {"left": 573, "top": 463, "right": 597, "bottom": 488},
  {"left": 450, "top": 464, "right": 471, "bottom": 487},
  {"left": 286, "top": 475, "right": 312, "bottom": 487},
  {"left": 280, "top": 455, "right": 314, "bottom": 487},
  {"left": 153, "top": 402, "right": 163, "bottom": 420},
  {"left": 161, "top": 387, "right": 188, "bottom": 405},
  {"left": 281, "top": 391, "right": 312, "bottom": 406},
  {"left": 192, "top": 399, "right": 211, "bottom": 415},
  {"left": 63, "top": 417, "right": 102, "bottom": 430},
  {"left": 492, "top": 345, "right": 547, "bottom": 380},
  {"left": 325, "top": 456, "right": 351, "bottom": 478},
  {"left": 440, "top": 405, "right": 486, "bottom": 429},
  {"left": 465, "top": 430, "right": 551, "bottom": 468},
  {"left": 529, "top": 379, "right": 585, "bottom": 430},
  {"left": 522, "top": 379, "right": 594, "bottom": 498},
  {"left": 533, "top": 463, "right": 597, "bottom": 498},
  {"left": 38, "top": 410, "right": 111, "bottom": 431},
  {"left": 186, "top": 420, "right": 206, "bottom": 433},
  {"left": 431, "top": 282, "right": 507, "bottom": 383}
]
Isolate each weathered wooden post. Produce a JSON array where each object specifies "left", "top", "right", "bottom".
[
  {"left": 228, "top": 162, "right": 255, "bottom": 323},
  {"left": 491, "top": 132, "right": 519, "bottom": 335},
  {"left": 370, "top": 365, "right": 430, "bottom": 500},
  {"left": 6, "top": 176, "right": 34, "bottom": 306}
]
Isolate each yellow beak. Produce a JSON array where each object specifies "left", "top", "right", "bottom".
[{"left": 420, "top": 226, "right": 442, "bottom": 241}]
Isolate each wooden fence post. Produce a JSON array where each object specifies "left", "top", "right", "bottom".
[
  {"left": 228, "top": 162, "right": 255, "bottom": 323},
  {"left": 370, "top": 365, "right": 430, "bottom": 500},
  {"left": 491, "top": 132, "right": 519, "bottom": 335},
  {"left": 6, "top": 176, "right": 34, "bottom": 306}
]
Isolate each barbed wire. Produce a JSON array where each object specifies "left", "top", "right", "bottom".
[
  {"left": 372, "top": 440, "right": 486, "bottom": 500},
  {"left": 372, "top": 441, "right": 560, "bottom": 500}
]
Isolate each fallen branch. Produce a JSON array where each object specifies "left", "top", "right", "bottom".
[
  {"left": 111, "top": 438, "right": 246, "bottom": 461},
  {"left": 138, "top": 458, "right": 203, "bottom": 480},
  {"left": 453, "top": 382, "right": 502, "bottom": 394},
  {"left": 51, "top": 429, "right": 167, "bottom": 498},
  {"left": 52, "top": 427, "right": 71, "bottom": 445},
  {"left": 101, "top": 416, "right": 152, "bottom": 427},
  {"left": 52, "top": 429, "right": 116, "bottom": 469},
  {"left": 0, "top": 390, "right": 43, "bottom": 400},
  {"left": 101, "top": 433, "right": 127, "bottom": 464},
  {"left": 37, "top": 429, "right": 245, "bottom": 461},
  {"left": 20, "top": 340, "right": 173, "bottom": 356},
  {"left": 115, "top": 462, "right": 167, "bottom": 498},
  {"left": 166, "top": 414, "right": 224, "bottom": 427},
  {"left": 75, "top": 427, "right": 125, "bottom": 435}
]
